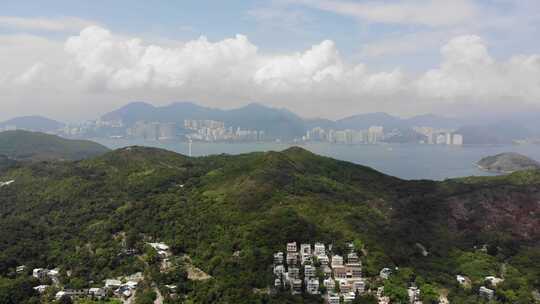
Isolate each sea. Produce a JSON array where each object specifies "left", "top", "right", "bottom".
[{"left": 94, "top": 139, "right": 540, "bottom": 181}]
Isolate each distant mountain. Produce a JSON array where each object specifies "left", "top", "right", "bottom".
[
  {"left": 477, "top": 152, "right": 540, "bottom": 173},
  {"left": 0, "top": 130, "right": 109, "bottom": 161},
  {"left": 457, "top": 122, "right": 532, "bottom": 144},
  {"left": 405, "top": 114, "right": 462, "bottom": 129},
  {"left": 0, "top": 115, "right": 64, "bottom": 132},
  {"left": 336, "top": 112, "right": 404, "bottom": 130},
  {"left": 101, "top": 102, "right": 306, "bottom": 139}
]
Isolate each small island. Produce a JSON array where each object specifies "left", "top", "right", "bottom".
[{"left": 477, "top": 152, "right": 540, "bottom": 173}]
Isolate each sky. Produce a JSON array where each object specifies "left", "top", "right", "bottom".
[{"left": 1, "top": 0, "right": 540, "bottom": 122}]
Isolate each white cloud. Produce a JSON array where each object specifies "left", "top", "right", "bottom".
[
  {"left": 0, "top": 16, "right": 97, "bottom": 32},
  {"left": 291, "top": 0, "right": 478, "bottom": 27},
  {"left": 2, "top": 25, "right": 540, "bottom": 120},
  {"left": 416, "top": 35, "right": 540, "bottom": 102}
]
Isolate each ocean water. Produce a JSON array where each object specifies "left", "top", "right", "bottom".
[{"left": 95, "top": 139, "right": 540, "bottom": 181}]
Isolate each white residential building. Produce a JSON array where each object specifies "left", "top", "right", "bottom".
[
  {"left": 479, "top": 286, "right": 495, "bottom": 300},
  {"left": 326, "top": 293, "right": 340, "bottom": 304},
  {"left": 274, "top": 265, "right": 284, "bottom": 276},
  {"left": 314, "top": 243, "right": 326, "bottom": 256},
  {"left": 331, "top": 255, "right": 344, "bottom": 267},
  {"left": 306, "top": 278, "right": 320, "bottom": 295},
  {"left": 380, "top": 268, "right": 392, "bottom": 279},
  {"left": 305, "top": 265, "right": 316, "bottom": 278},
  {"left": 324, "top": 278, "right": 336, "bottom": 291},
  {"left": 274, "top": 252, "right": 284, "bottom": 265},
  {"left": 287, "top": 242, "right": 297, "bottom": 253},
  {"left": 343, "top": 292, "right": 356, "bottom": 303},
  {"left": 300, "top": 243, "right": 312, "bottom": 255}
]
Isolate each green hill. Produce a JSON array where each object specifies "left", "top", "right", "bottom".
[
  {"left": 0, "top": 147, "right": 538, "bottom": 303},
  {"left": 0, "top": 130, "right": 109, "bottom": 161}
]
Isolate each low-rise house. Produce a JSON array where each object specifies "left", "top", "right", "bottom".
[
  {"left": 88, "top": 287, "right": 106, "bottom": 299},
  {"left": 305, "top": 265, "right": 316, "bottom": 278},
  {"left": 326, "top": 293, "right": 340, "bottom": 304},
  {"left": 339, "top": 279, "right": 352, "bottom": 293},
  {"left": 314, "top": 243, "right": 326, "bottom": 256},
  {"left": 287, "top": 242, "right": 297, "bottom": 253},
  {"left": 300, "top": 244, "right": 312, "bottom": 255},
  {"left": 352, "top": 279, "right": 366, "bottom": 294},
  {"left": 485, "top": 276, "right": 504, "bottom": 287},
  {"left": 408, "top": 286, "right": 421, "bottom": 303},
  {"left": 16, "top": 265, "right": 26, "bottom": 274},
  {"left": 343, "top": 292, "right": 356, "bottom": 303},
  {"left": 347, "top": 253, "right": 360, "bottom": 264},
  {"left": 274, "top": 252, "right": 284, "bottom": 265},
  {"left": 479, "top": 286, "right": 495, "bottom": 300},
  {"left": 124, "top": 281, "right": 138, "bottom": 289},
  {"left": 291, "top": 279, "right": 302, "bottom": 295},
  {"left": 331, "top": 255, "right": 344, "bottom": 267},
  {"left": 286, "top": 252, "right": 298, "bottom": 265},
  {"left": 55, "top": 290, "right": 86, "bottom": 300},
  {"left": 301, "top": 253, "right": 313, "bottom": 265},
  {"left": 274, "top": 278, "right": 282, "bottom": 288},
  {"left": 288, "top": 267, "right": 300, "bottom": 280},
  {"left": 274, "top": 265, "right": 285, "bottom": 276},
  {"left": 104, "top": 279, "right": 122, "bottom": 289},
  {"left": 33, "top": 285, "right": 49, "bottom": 294},
  {"left": 323, "top": 278, "right": 336, "bottom": 292},
  {"left": 32, "top": 268, "right": 48, "bottom": 280},
  {"left": 380, "top": 268, "right": 392, "bottom": 279},
  {"left": 322, "top": 265, "right": 332, "bottom": 277},
  {"left": 456, "top": 275, "right": 467, "bottom": 285},
  {"left": 148, "top": 242, "right": 169, "bottom": 251},
  {"left": 306, "top": 278, "right": 320, "bottom": 295},
  {"left": 333, "top": 266, "right": 347, "bottom": 279},
  {"left": 346, "top": 264, "right": 362, "bottom": 278},
  {"left": 317, "top": 254, "right": 329, "bottom": 265}
]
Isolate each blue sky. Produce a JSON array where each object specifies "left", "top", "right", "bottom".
[{"left": 0, "top": 0, "right": 540, "bottom": 121}]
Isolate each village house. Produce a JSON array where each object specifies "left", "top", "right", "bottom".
[
  {"left": 16, "top": 265, "right": 26, "bottom": 274},
  {"left": 306, "top": 278, "right": 320, "bottom": 294},
  {"left": 380, "top": 268, "right": 392, "bottom": 279},
  {"left": 352, "top": 279, "right": 366, "bottom": 294},
  {"left": 317, "top": 254, "right": 330, "bottom": 265},
  {"left": 314, "top": 243, "right": 326, "bottom": 256},
  {"left": 274, "top": 252, "right": 284, "bottom": 265},
  {"left": 343, "top": 292, "right": 356, "bottom": 303},
  {"left": 326, "top": 293, "right": 340, "bottom": 304},
  {"left": 456, "top": 275, "right": 467, "bottom": 285},
  {"left": 485, "top": 276, "right": 504, "bottom": 287},
  {"left": 304, "top": 265, "right": 316, "bottom": 278},
  {"left": 88, "top": 287, "right": 106, "bottom": 299},
  {"left": 104, "top": 279, "right": 122, "bottom": 289},
  {"left": 408, "top": 286, "right": 421, "bottom": 303},
  {"left": 291, "top": 279, "right": 302, "bottom": 295},
  {"left": 274, "top": 278, "right": 282, "bottom": 288},
  {"left": 55, "top": 289, "right": 86, "bottom": 300},
  {"left": 346, "top": 264, "right": 362, "bottom": 279},
  {"left": 347, "top": 253, "right": 360, "bottom": 264},
  {"left": 287, "top": 242, "right": 297, "bottom": 253},
  {"left": 33, "top": 285, "right": 49, "bottom": 294},
  {"left": 32, "top": 268, "right": 48, "bottom": 281},
  {"left": 333, "top": 265, "right": 347, "bottom": 279},
  {"left": 331, "top": 255, "right": 344, "bottom": 267},
  {"left": 274, "top": 265, "right": 284, "bottom": 276},
  {"left": 301, "top": 253, "right": 313, "bottom": 265},
  {"left": 286, "top": 252, "right": 299, "bottom": 265},
  {"left": 288, "top": 267, "right": 300, "bottom": 280},
  {"left": 339, "top": 279, "right": 352, "bottom": 293},
  {"left": 301, "top": 244, "right": 312, "bottom": 255},
  {"left": 324, "top": 278, "right": 336, "bottom": 292},
  {"left": 479, "top": 286, "right": 495, "bottom": 300}
]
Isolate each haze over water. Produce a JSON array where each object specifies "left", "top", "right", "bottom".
[{"left": 95, "top": 139, "right": 540, "bottom": 180}]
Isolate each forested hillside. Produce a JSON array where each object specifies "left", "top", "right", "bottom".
[{"left": 0, "top": 147, "right": 538, "bottom": 303}]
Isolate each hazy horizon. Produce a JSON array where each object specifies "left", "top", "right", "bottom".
[{"left": 2, "top": 1, "right": 540, "bottom": 122}]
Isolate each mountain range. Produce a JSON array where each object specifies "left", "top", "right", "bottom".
[{"left": 4, "top": 101, "right": 540, "bottom": 143}]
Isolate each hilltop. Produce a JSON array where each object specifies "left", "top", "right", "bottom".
[
  {"left": 0, "top": 115, "right": 64, "bottom": 132},
  {"left": 0, "top": 146, "right": 538, "bottom": 303},
  {"left": 478, "top": 152, "right": 540, "bottom": 173},
  {"left": 0, "top": 130, "right": 110, "bottom": 161}
]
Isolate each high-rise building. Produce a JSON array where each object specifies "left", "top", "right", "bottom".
[
  {"left": 368, "top": 126, "right": 384, "bottom": 144},
  {"left": 452, "top": 134, "right": 463, "bottom": 145},
  {"left": 446, "top": 133, "right": 452, "bottom": 145}
]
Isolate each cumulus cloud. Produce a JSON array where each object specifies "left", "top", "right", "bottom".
[
  {"left": 2, "top": 25, "right": 540, "bottom": 120},
  {"left": 0, "top": 16, "right": 97, "bottom": 32},
  {"left": 416, "top": 35, "right": 540, "bottom": 102}
]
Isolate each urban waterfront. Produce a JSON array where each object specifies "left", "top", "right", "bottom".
[{"left": 94, "top": 139, "right": 540, "bottom": 180}]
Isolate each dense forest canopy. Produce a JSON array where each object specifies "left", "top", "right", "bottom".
[{"left": 0, "top": 146, "right": 538, "bottom": 303}]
